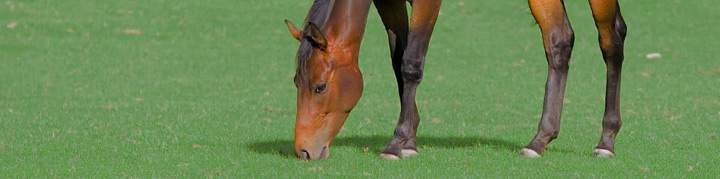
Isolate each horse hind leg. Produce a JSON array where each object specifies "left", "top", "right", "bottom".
[
  {"left": 376, "top": 0, "right": 442, "bottom": 160},
  {"left": 590, "top": 0, "right": 626, "bottom": 157},
  {"left": 521, "top": 0, "right": 575, "bottom": 157}
]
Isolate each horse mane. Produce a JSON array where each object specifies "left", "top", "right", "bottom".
[{"left": 295, "top": 0, "right": 334, "bottom": 88}]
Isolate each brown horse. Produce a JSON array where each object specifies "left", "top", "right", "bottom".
[{"left": 284, "top": 0, "right": 626, "bottom": 160}]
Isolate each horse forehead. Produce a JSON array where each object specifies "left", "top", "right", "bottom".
[{"left": 308, "top": 61, "right": 334, "bottom": 79}]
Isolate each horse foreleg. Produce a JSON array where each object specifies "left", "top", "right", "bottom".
[
  {"left": 379, "top": 0, "right": 442, "bottom": 160},
  {"left": 521, "top": 0, "right": 575, "bottom": 157},
  {"left": 375, "top": 0, "right": 409, "bottom": 99}
]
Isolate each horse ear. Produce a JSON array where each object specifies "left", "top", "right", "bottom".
[
  {"left": 284, "top": 19, "right": 302, "bottom": 42},
  {"left": 306, "top": 22, "right": 327, "bottom": 50}
]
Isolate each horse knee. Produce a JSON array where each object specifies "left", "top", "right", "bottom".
[
  {"left": 400, "top": 59, "right": 423, "bottom": 84},
  {"left": 549, "top": 130, "right": 560, "bottom": 140},
  {"left": 547, "top": 28, "right": 575, "bottom": 72}
]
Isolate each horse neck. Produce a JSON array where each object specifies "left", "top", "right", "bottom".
[{"left": 322, "top": 0, "right": 373, "bottom": 49}]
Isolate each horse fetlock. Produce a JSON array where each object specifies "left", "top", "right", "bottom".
[
  {"left": 549, "top": 130, "right": 560, "bottom": 140},
  {"left": 402, "top": 139, "right": 417, "bottom": 150},
  {"left": 602, "top": 115, "right": 622, "bottom": 131}
]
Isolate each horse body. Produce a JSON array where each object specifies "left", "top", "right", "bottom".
[{"left": 285, "top": 0, "right": 626, "bottom": 160}]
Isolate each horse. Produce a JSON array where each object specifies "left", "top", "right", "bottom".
[{"left": 284, "top": 0, "right": 626, "bottom": 160}]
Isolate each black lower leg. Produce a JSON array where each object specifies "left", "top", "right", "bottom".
[
  {"left": 525, "top": 66, "right": 570, "bottom": 153},
  {"left": 596, "top": 9, "right": 626, "bottom": 153},
  {"left": 525, "top": 21, "right": 575, "bottom": 154},
  {"left": 375, "top": 0, "right": 415, "bottom": 156},
  {"left": 596, "top": 64, "right": 622, "bottom": 152},
  {"left": 381, "top": 0, "right": 441, "bottom": 157},
  {"left": 382, "top": 56, "right": 423, "bottom": 155}
]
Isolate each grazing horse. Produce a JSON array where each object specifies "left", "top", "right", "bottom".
[
  {"left": 284, "top": 0, "right": 625, "bottom": 160},
  {"left": 284, "top": 0, "right": 440, "bottom": 160}
]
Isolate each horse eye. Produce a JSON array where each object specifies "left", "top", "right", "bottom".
[{"left": 313, "top": 83, "right": 327, "bottom": 93}]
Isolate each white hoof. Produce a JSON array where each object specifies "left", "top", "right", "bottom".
[
  {"left": 593, "top": 149, "right": 614, "bottom": 157},
  {"left": 400, "top": 149, "right": 419, "bottom": 157},
  {"left": 519, "top": 148, "right": 541, "bottom": 158},
  {"left": 379, "top": 153, "right": 400, "bottom": 160}
]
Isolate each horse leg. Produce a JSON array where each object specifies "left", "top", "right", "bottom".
[
  {"left": 374, "top": 0, "right": 412, "bottom": 158},
  {"left": 520, "top": 0, "right": 575, "bottom": 157},
  {"left": 374, "top": 0, "right": 409, "bottom": 99},
  {"left": 379, "top": 0, "right": 442, "bottom": 160},
  {"left": 590, "top": 0, "right": 626, "bottom": 157}
]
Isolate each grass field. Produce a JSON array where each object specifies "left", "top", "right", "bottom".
[{"left": 2, "top": 0, "right": 719, "bottom": 177}]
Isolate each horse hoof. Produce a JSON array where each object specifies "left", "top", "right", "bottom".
[
  {"left": 379, "top": 153, "right": 400, "bottom": 160},
  {"left": 593, "top": 149, "right": 614, "bottom": 157},
  {"left": 519, "top": 148, "right": 541, "bottom": 158},
  {"left": 400, "top": 149, "right": 419, "bottom": 157}
]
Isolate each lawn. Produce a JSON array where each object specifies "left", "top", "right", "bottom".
[{"left": 1, "top": 0, "right": 719, "bottom": 177}]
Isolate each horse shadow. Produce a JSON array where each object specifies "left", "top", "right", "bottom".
[{"left": 247, "top": 135, "right": 527, "bottom": 158}]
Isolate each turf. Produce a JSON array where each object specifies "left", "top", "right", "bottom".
[{"left": 1, "top": 0, "right": 719, "bottom": 177}]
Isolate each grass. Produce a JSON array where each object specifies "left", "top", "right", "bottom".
[{"left": 1, "top": 0, "right": 719, "bottom": 177}]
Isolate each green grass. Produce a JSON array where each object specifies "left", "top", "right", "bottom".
[{"left": 1, "top": 0, "right": 719, "bottom": 177}]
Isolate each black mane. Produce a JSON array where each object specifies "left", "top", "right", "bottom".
[{"left": 295, "top": 0, "right": 334, "bottom": 88}]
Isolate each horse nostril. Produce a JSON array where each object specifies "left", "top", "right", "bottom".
[
  {"left": 301, "top": 149, "right": 310, "bottom": 159},
  {"left": 319, "top": 146, "right": 329, "bottom": 159}
]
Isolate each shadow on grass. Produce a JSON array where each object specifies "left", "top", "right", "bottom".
[{"left": 247, "top": 135, "right": 525, "bottom": 158}]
